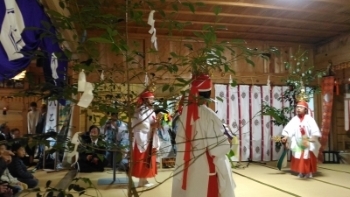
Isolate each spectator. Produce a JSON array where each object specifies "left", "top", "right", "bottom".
[
  {"left": 8, "top": 144, "right": 38, "bottom": 188},
  {"left": 0, "top": 144, "right": 27, "bottom": 193},
  {"left": 78, "top": 126, "right": 106, "bottom": 172}
]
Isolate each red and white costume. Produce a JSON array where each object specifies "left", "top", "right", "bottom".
[
  {"left": 282, "top": 101, "right": 321, "bottom": 175},
  {"left": 172, "top": 75, "right": 235, "bottom": 197},
  {"left": 131, "top": 91, "right": 160, "bottom": 178}
]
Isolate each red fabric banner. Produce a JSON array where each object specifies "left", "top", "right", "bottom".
[{"left": 318, "top": 76, "right": 335, "bottom": 162}]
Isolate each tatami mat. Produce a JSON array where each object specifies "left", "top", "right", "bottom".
[{"left": 19, "top": 163, "right": 350, "bottom": 197}]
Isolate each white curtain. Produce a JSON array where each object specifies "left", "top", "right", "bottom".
[
  {"left": 262, "top": 86, "right": 271, "bottom": 161},
  {"left": 215, "top": 84, "right": 291, "bottom": 161},
  {"left": 251, "top": 86, "right": 262, "bottom": 161},
  {"left": 228, "top": 86, "right": 240, "bottom": 161},
  {"left": 214, "top": 84, "right": 228, "bottom": 124},
  {"left": 271, "top": 86, "right": 283, "bottom": 160}
]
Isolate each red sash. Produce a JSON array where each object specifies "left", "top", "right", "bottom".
[{"left": 205, "top": 150, "right": 219, "bottom": 197}]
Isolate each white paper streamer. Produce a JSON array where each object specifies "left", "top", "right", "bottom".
[
  {"left": 100, "top": 70, "right": 104, "bottom": 81},
  {"left": 144, "top": 72, "right": 149, "bottom": 86},
  {"left": 77, "top": 82, "right": 94, "bottom": 108},
  {"left": 51, "top": 53, "right": 59, "bottom": 79},
  {"left": 78, "top": 69, "right": 86, "bottom": 92},
  {"left": 148, "top": 10, "right": 158, "bottom": 50}
]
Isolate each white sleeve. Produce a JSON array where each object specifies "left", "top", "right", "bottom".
[
  {"left": 206, "top": 112, "right": 230, "bottom": 157},
  {"left": 282, "top": 117, "right": 296, "bottom": 138},
  {"left": 307, "top": 116, "right": 321, "bottom": 137}
]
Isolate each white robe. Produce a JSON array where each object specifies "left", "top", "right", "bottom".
[
  {"left": 172, "top": 105, "right": 235, "bottom": 197},
  {"left": 282, "top": 115, "right": 322, "bottom": 159},
  {"left": 27, "top": 110, "right": 40, "bottom": 134},
  {"left": 132, "top": 105, "right": 160, "bottom": 153}
]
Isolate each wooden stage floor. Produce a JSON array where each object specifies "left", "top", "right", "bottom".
[{"left": 19, "top": 162, "right": 350, "bottom": 197}]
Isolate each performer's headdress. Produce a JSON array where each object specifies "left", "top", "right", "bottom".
[
  {"left": 295, "top": 81, "right": 309, "bottom": 109},
  {"left": 181, "top": 73, "right": 212, "bottom": 190},
  {"left": 136, "top": 74, "right": 156, "bottom": 106}
]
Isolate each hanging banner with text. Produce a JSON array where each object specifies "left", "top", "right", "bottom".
[
  {"left": 319, "top": 76, "right": 335, "bottom": 162},
  {"left": 45, "top": 100, "right": 58, "bottom": 133}
]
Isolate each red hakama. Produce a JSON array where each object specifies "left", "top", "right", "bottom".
[
  {"left": 131, "top": 144, "right": 157, "bottom": 178},
  {"left": 291, "top": 151, "right": 317, "bottom": 174}
]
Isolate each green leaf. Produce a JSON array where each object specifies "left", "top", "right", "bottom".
[
  {"left": 59, "top": 0, "right": 65, "bottom": 9},
  {"left": 57, "top": 191, "right": 65, "bottom": 197},
  {"left": 88, "top": 37, "right": 112, "bottom": 44},
  {"left": 170, "top": 52, "right": 178, "bottom": 57},
  {"left": 227, "top": 149, "right": 235, "bottom": 157},
  {"left": 195, "top": 2, "right": 205, "bottom": 7},
  {"left": 47, "top": 191, "right": 54, "bottom": 197},
  {"left": 184, "top": 43, "right": 193, "bottom": 50},
  {"left": 175, "top": 77, "right": 188, "bottom": 84},
  {"left": 162, "top": 84, "right": 170, "bottom": 92},
  {"left": 172, "top": 3, "right": 179, "bottom": 11},
  {"left": 230, "top": 80, "right": 237, "bottom": 87},
  {"left": 41, "top": 21, "right": 52, "bottom": 30},
  {"left": 188, "top": 3, "right": 195, "bottom": 13},
  {"left": 46, "top": 180, "right": 52, "bottom": 188},
  {"left": 245, "top": 57, "right": 255, "bottom": 67},
  {"left": 159, "top": 10, "right": 166, "bottom": 17},
  {"left": 213, "top": 6, "right": 222, "bottom": 16},
  {"left": 216, "top": 96, "right": 224, "bottom": 102},
  {"left": 99, "top": 116, "right": 108, "bottom": 127},
  {"left": 183, "top": 2, "right": 195, "bottom": 13}
]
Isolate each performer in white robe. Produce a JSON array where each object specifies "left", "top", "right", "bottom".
[
  {"left": 281, "top": 100, "right": 321, "bottom": 178},
  {"left": 131, "top": 91, "right": 160, "bottom": 187},
  {"left": 172, "top": 74, "right": 235, "bottom": 197}
]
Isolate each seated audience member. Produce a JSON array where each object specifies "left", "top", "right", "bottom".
[
  {"left": 78, "top": 126, "right": 106, "bottom": 172},
  {"left": 0, "top": 145, "right": 16, "bottom": 196},
  {"left": 81, "top": 125, "right": 96, "bottom": 144},
  {"left": 10, "top": 129, "right": 21, "bottom": 140},
  {"left": 8, "top": 144, "right": 38, "bottom": 188},
  {"left": 0, "top": 144, "right": 27, "bottom": 193},
  {"left": 0, "top": 184, "right": 13, "bottom": 197},
  {"left": 0, "top": 124, "right": 11, "bottom": 141}
]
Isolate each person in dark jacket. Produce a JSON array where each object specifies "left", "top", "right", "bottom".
[
  {"left": 35, "top": 104, "right": 47, "bottom": 159},
  {"left": 78, "top": 126, "right": 106, "bottom": 172},
  {"left": 0, "top": 124, "right": 12, "bottom": 141},
  {"left": 8, "top": 144, "right": 38, "bottom": 188},
  {"left": 0, "top": 146, "right": 17, "bottom": 196}
]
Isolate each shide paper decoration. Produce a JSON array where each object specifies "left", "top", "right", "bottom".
[
  {"left": 77, "top": 82, "right": 94, "bottom": 108},
  {"left": 148, "top": 10, "right": 158, "bottom": 51},
  {"left": 78, "top": 69, "right": 86, "bottom": 92}
]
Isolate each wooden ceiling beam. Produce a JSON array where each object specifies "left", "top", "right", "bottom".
[
  {"left": 305, "top": 0, "right": 350, "bottom": 6},
  {"left": 153, "top": 19, "right": 341, "bottom": 36},
  {"left": 124, "top": 32, "right": 314, "bottom": 47},
  {"left": 161, "top": 10, "right": 350, "bottom": 29},
  {"left": 200, "top": 1, "right": 348, "bottom": 16},
  {"left": 88, "top": 26, "right": 320, "bottom": 43}
]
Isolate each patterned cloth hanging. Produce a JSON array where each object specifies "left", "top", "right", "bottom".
[{"left": 0, "top": 0, "right": 67, "bottom": 86}]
